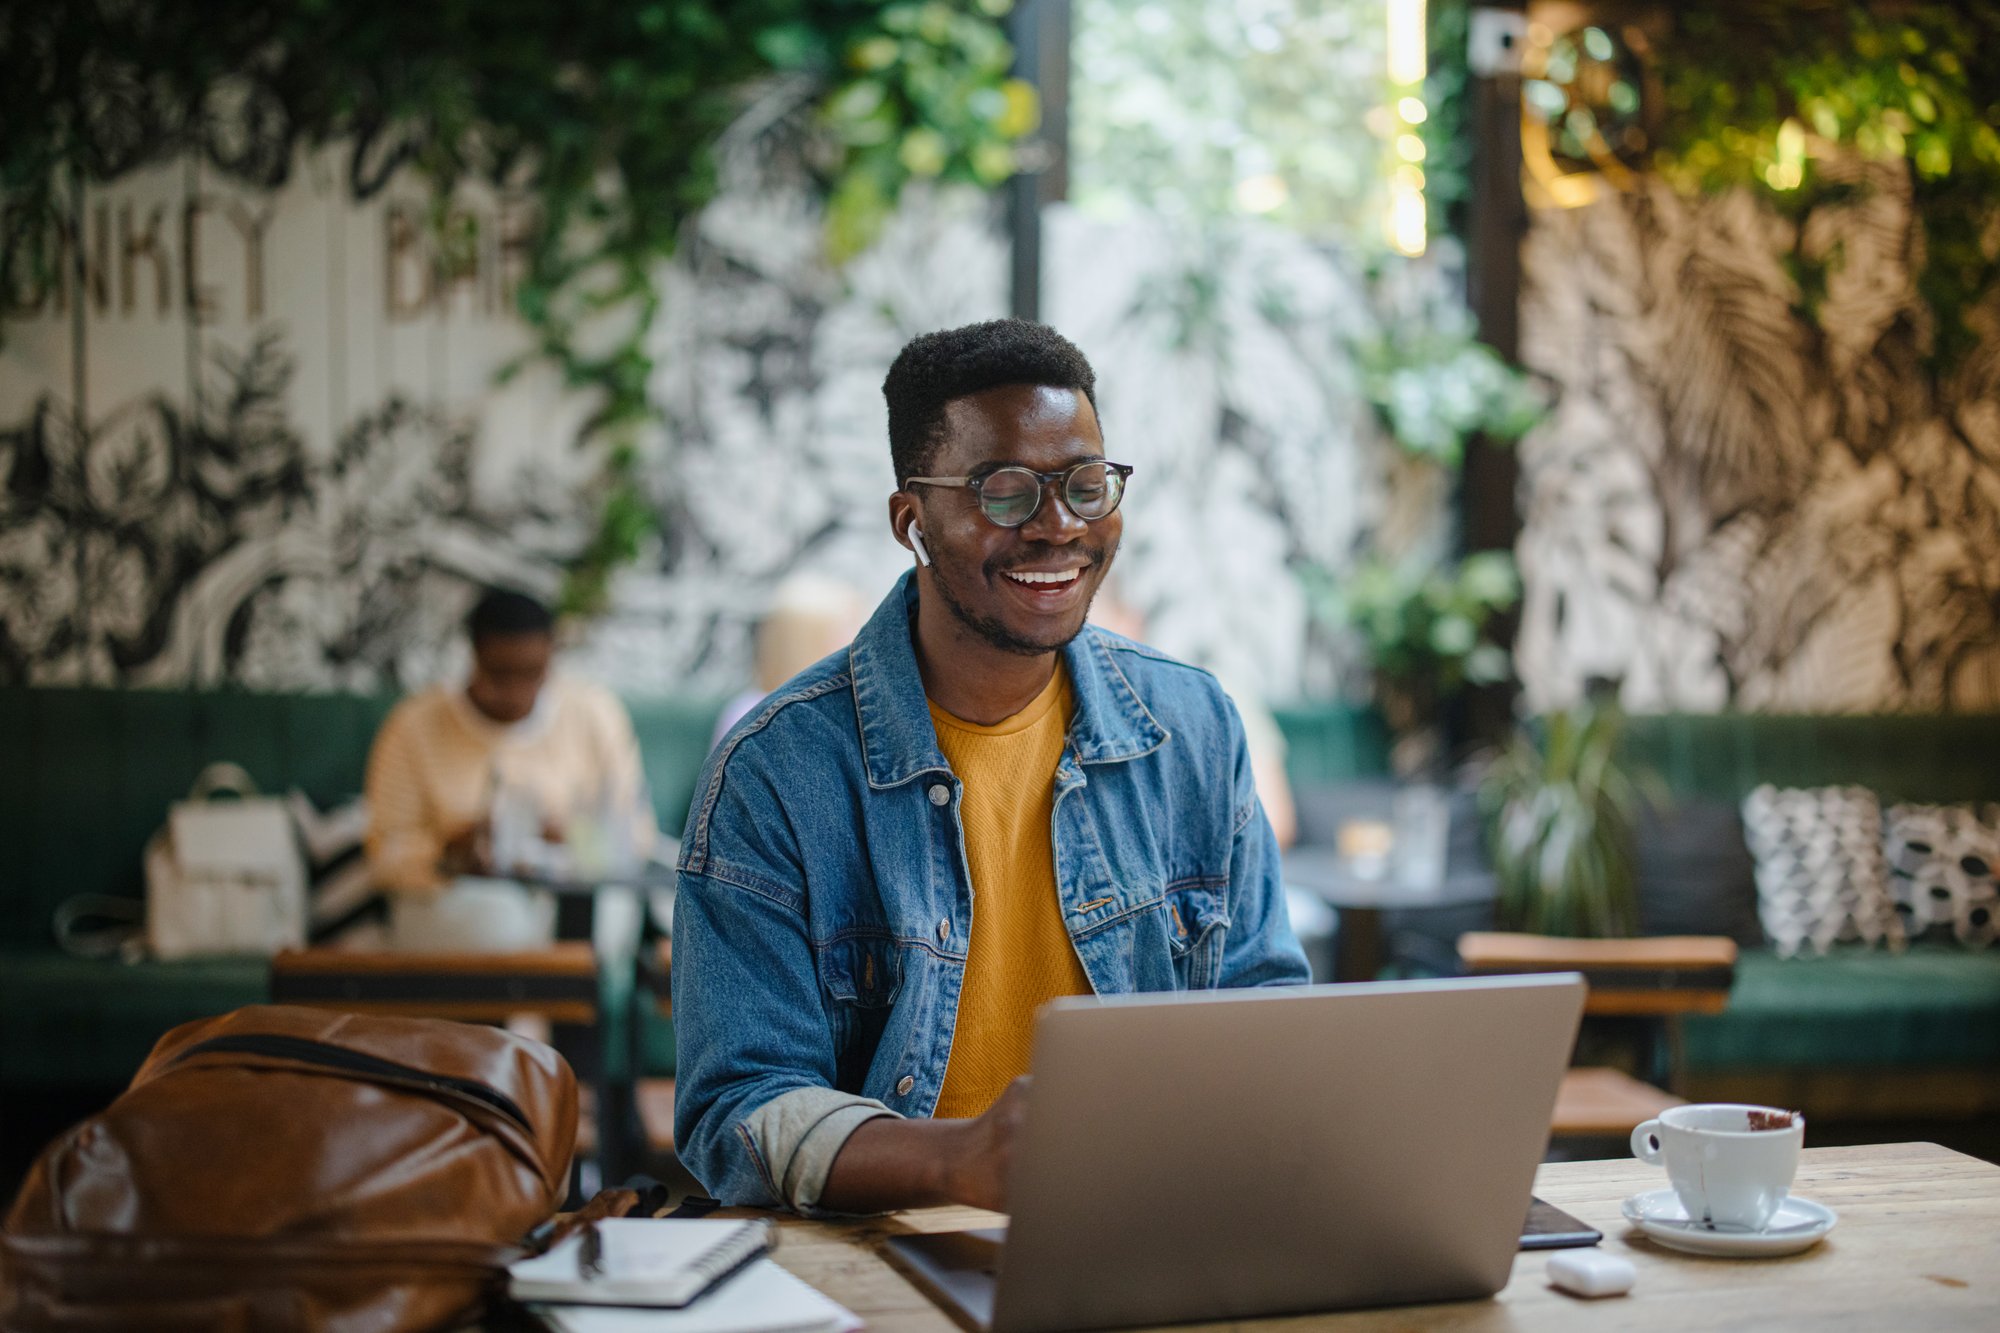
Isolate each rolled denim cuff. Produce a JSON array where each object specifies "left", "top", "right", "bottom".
[{"left": 739, "top": 1086, "right": 902, "bottom": 1214}]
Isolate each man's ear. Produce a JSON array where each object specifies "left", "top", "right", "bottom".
[{"left": 889, "top": 493, "right": 927, "bottom": 565}]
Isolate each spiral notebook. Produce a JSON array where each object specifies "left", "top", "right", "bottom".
[
  {"left": 531, "top": 1258, "right": 861, "bottom": 1333},
  {"left": 509, "top": 1218, "right": 775, "bottom": 1308}
]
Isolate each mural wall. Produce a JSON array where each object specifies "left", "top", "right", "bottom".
[
  {"left": 529, "top": 120, "right": 1403, "bottom": 702},
  {"left": 15, "top": 108, "right": 1997, "bottom": 717},
  {"left": 2, "top": 120, "right": 1403, "bottom": 702},
  {"left": 0, "top": 150, "right": 590, "bottom": 690},
  {"left": 1514, "top": 158, "right": 2000, "bottom": 713},
  {"left": 0, "top": 0, "right": 1441, "bottom": 707}
]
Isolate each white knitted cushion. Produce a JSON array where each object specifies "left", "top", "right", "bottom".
[
  {"left": 1883, "top": 803, "right": 2000, "bottom": 949},
  {"left": 1741, "top": 785, "right": 1903, "bottom": 958}
]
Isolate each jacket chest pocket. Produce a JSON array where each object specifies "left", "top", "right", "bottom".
[
  {"left": 820, "top": 936, "right": 902, "bottom": 1007},
  {"left": 1077, "top": 882, "right": 1231, "bottom": 993},
  {"left": 1164, "top": 883, "right": 1229, "bottom": 989},
  {"left": 818, "top": 936, "right": 902, "bottom": 1090}
]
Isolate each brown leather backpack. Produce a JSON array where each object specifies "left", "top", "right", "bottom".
[{"left": 2, "top": 1005, "right": 577, "bottom": 1331}]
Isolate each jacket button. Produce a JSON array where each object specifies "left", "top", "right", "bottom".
[
  {"left": 936, "top": 918, "right": 950, "bottom": 943},
  {"left": 928, "top": 783, "right": 950, "bottom": 806},
  {"left": 896, "top": 1075, "right": 915, "bottom": 1096}
]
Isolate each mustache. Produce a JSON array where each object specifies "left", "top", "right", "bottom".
[{"left": 987, "top": 540, "right": 1113, "bottom": 577}]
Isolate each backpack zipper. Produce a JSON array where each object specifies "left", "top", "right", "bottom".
[{"left": 172, "top": 1033, "right": 533, "bottom": 1133}]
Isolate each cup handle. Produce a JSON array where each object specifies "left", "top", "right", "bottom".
[{"left": 1630, "top": 1119, "right": 1664, "bottom": 1164}]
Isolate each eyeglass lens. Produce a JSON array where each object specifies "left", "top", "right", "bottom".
[{"left": 978, "top": 463, "right": 1123, "bottom": 526}]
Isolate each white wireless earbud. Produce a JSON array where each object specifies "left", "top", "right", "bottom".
[{"left": 909, "top": 524, "right": 932, "bottom": 567}]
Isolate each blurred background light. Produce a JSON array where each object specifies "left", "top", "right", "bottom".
[
  {"left": 1385, "top": 0, "right": 1428, "bottom": 254},
  {"left": 1387, "top": 0, "right": 1428, "bottom": 88}
]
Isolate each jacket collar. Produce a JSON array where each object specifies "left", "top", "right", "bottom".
[{"left": 848, "top": 570, "right": 1170, "bottom": 790}]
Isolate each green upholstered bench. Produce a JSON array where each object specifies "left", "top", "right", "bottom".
[
  {"left": 1681, "top": 945, "right": 2000, "bottom": 1069},
  {"left": 0, "top": 951, "right": 271, "bottom": 1087},
  {"left": 0, "top": 684, "right": 1386, "bottom": 1098},
  {"left": 0, "top": 688, "right": 400, "bottom": 952},
  {"left": 16, "top": 686, "right": 1992, "bottom": 1118},
  {"left": 1680, "top": 945, "right": 2000, "bottom": 1116},
  {"left": 0, "top": 687, "right": 729, "bottom": 953},
  {"left": 1620, "top": 713, "right": 2000, "bottom": 807},
  {"left": 1618, "top": 714, "right": 2000, "bottom": 1117},
  {"left": 0, "top": 686, "right": 731, "bottom": 1099}
]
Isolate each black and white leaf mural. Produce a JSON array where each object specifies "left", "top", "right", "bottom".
[
  {"left": 3, "top": 122, "right": 1406, "bottom": 702},
  {"left": 559, "top": 116, "right": 1408, "bottom": 703},
  {"left": 0, "top": 331, "right": 575, "bottom": 689},
  {"left": 1517, "top": 171, "right": 2000, "bottom": 712}
]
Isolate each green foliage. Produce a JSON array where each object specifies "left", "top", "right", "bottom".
[
  {"left": 1652, "top": 2, "right": 2000, "bottom": 373},
  {"left": 1480, "top": 692, "right": 1647, "bottom": 938},
  {"left": 1355, "top": 312, "right": 1548, "bottom": 465},
  {"left": 0, "top": 1, "right": 1032, "bottom": 613},
  {"left": 1069, "top": 0, "right": 1388, "bottom": 240},
  {"left": 1304, "top": 551, "right": 1518, "bottom": 737},
  {"left": 1421, "top": 0, "right": 1475, "bottom": 240},
  {"left": 820, "top": 1, "right": 1033, "bottom": 260}
]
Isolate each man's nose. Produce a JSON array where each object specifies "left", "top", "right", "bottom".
[{"left": 1019, "top": 481, "right": 1088, "bottom": 543}]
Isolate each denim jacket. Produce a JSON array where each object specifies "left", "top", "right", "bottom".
[{"left": 671, "top": 572, "right": 1309, "bottom": 1211}]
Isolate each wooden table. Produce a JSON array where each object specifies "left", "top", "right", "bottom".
[{"left": 764, "top": 1143, "right": 1998, "bottom": 1331}]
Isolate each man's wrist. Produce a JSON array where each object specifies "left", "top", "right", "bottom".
[
  {"left": 819, "top": 1113, "right": 968, "bottom": 1213},
  {"left": 928, "top": 1116, "right": 971, "bottom": 1203}
]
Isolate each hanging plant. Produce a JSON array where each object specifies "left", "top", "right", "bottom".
[
  {"left": 1646, "top": 2, "right": 2000, "bottom": 374},
  {"left": 0, "top": 1, "right": 1036, "bottom": 613},
  {"left": 1421, "top": 0, "right": 1477, "bottom": 242}
]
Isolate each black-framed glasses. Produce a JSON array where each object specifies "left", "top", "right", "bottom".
[{"left": 903, "top": 460, "right": 1134, "bottom": 528}]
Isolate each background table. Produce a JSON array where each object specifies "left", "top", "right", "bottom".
[
  {"left": 764, "top": 1143, "right": 1997, "bottom": 1330},
  {"left": 1281, "top": 845, "right": 1495, "bottom": 982},
  {"left": 1282, "top": 783, "right": 1495, "bottom": 982}
]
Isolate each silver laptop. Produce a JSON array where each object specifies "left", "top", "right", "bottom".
[{"left": 885, "top": 974, "right": 1586, "bottom": 1332}]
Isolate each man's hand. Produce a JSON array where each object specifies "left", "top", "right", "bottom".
[
  {"left": 940, "top": 1076, "right": 1029, "bottom": 1212},
  {"left": 818, "top": 1076, "right": 1032, "bottom": 1215},
  {"left": 438, "top": 820, "right": 492, "bottom": 877}
]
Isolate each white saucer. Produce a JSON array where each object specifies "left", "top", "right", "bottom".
[{"left": 1621, "top": 1189, "right": 1837, "bottom": 1257}]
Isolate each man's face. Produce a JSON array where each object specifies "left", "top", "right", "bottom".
[
  {"left": 906, "top": 384, "right": 1121, "bottom": 656},
  {"left": 467, "top": 631, "right": 553, "bottom": 724}
]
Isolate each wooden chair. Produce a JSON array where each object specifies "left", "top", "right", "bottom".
[
  {"left": 1456, "top": 932, "right": 1738, "bottom": 1139},
  {"left": 270, "top": 943, "right": 642, "bottom": 1182},
  {"left": 633, "top": 936, "right": 677, "bottom": 1158}
]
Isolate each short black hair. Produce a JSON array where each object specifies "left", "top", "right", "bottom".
[
  {"left": 465, "top": 587, "right": 554, "bottom": 641},
  {"left": 882, "top": 319, "right": 1098, "bottom": 484}
]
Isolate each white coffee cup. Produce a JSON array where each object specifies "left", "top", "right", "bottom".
[{"left": 1630, "top": 1103, "right": 1805, "bottom": 1231}]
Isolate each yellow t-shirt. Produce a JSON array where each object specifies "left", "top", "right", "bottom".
[{"left": 929, "top": 667, "right": 1095, "bottom": 1119}]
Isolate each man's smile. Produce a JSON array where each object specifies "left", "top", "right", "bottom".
[
  {"left": 1001, "top": 567, "right": 1082, "bottom": 587},
  {"left": 991, "top": 556, "right": 1097, "bottom": 615}
]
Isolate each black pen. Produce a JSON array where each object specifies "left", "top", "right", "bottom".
[{"left": 578, "top": 1220, "right": 607, "bottom": 1281}]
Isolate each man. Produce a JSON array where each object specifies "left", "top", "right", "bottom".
[
  {"left": 364, "top": 588, "right": 657, "bottom": 947},
  {"left": 672, "top": 320, "right": 1308, "bottom": 1216}
]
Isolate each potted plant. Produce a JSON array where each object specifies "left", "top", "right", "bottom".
[
  {"left": 1305, "top": 551, "right": 1519, "bottom": 778},
  {"left": 1479, "top": 687, "right": 1651, "bottom": 937}
]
